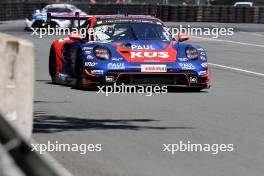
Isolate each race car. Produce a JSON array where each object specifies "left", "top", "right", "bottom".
[
  {"left": 49, "top": 14, "right": 210, "bottom": 91},
  {"left": 25, "top": 4, "right": 86, "bottom": 30}
]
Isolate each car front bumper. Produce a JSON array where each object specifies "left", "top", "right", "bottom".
[{"left": 82, "top": 69, "right": 210, "bottom": 89}]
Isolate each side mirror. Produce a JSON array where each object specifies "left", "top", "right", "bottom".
[
  {"left": 68, "top": 33, "right": 83, "bottom": 40},
  {"left": 176, "top": 33, "right": 189, "bottom": 42}
]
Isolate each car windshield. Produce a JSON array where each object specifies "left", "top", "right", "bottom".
[
  {"left": 47, "top": 8, "right": 73, "bottom": 13},
  {"left": 93, "top": 23, "right": 172, "bottom": 42}
]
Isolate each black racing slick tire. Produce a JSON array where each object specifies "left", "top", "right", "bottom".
[{"left": 49, "top": 45, "right": 57, "bottom": 84}]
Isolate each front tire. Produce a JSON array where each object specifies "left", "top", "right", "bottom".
[
  {"left": 49, "top": 45, "right": 57, "bottom": 83},
  {"left": 75, "top": 50, "right": 84, "bottom": 88}
]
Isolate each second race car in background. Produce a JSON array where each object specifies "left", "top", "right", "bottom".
[
  {"left": 49, "top": 14, "right": 211, "bottom": 91},
  {"left": 25, "top": 3, "right": 86, "bottom": 30}
]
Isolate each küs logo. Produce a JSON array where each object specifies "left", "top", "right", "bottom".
[{"left": 130, "top": 52, "right": 169, "bottom": 58}]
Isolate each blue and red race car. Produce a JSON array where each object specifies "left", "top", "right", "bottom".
[{"left": 49, "top": 14, "right": 210, "bottom": 91}]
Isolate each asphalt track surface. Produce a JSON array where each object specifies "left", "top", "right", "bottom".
[{"left": 1, "top": 21, "right": 264, "bottom": 176}]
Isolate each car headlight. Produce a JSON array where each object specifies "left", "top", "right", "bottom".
[
  {"left": 94, "top": 46, "right": 110, "bottom": 60},
  {"left": 185, "top": 47, "right": 198, "bottom": 60}
]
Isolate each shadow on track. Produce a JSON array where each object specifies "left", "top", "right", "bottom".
[
  {"left": 167, "top": 87, "right": 209, "bottom": 93},
  {"left": 33, "top": 111, "right": 194, "bottom": 133}
]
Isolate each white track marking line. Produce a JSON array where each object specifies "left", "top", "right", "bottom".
[
  {"left": 239, "top": 31, "right": 264, "bottom": 37},
  {"left": 192, "top": 36, "right": 264, "bottom": 48},
  {"left": 191, "top": 36, "right": 264, "bottom": 76},
  {"left": 209, "top": 63, "right": 264, "bottom": 77}
]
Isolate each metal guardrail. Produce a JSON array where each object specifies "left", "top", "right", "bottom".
[
  {"left": 0, "top": 0, "right": 192, "bottom": 4},
  {"left": 0, "top": 113, "right": 60, "bottom": 176},
  {"left": 0, "top": 2, "right": 264, "bottom": 23},
  {"left": 1, "top": 0, "right": 264, "bottom": 5}
]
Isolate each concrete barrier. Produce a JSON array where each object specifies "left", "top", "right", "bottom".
[{"left": 0, "top": 33, "right": 34, "bottom": 139}]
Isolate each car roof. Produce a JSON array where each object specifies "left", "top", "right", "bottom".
[
  {"left": 92, "top": 15, "right": 164, "bottom": 27},
  {"left": 95, "top": 15, "right": 158, "bottom": 20}
]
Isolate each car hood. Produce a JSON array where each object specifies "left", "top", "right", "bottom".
[
  {"left": 113, "top": 40, "right": 177, "bottom": 62},
  {"left": 114, "top": 40, "right": 173, "bottom": 50}
]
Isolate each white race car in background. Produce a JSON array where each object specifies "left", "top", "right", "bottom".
[{"left": 25, "top": 4, "right": 87, "bottom": 30}]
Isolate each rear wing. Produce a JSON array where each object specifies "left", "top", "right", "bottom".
[{"left": 47, "top": 12, "right": 93, "bottom": 28}]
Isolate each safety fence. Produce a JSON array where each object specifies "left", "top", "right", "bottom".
[{"left": 0, "top": 3, "right": 264, "bottom": 23}]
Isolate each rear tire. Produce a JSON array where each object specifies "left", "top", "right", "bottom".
[{"left": 49, "top": 45, "right": 57, "bottom": 84}]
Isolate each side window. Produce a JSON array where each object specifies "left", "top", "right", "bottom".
[
  {"left": 82, "top": 19, "right": 92, "bottom": 41},
  {"left": 81, "top": 20, "right": 90, "bottom": 29}
]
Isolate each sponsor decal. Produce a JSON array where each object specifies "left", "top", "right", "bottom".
[
  {"left": 131, "top": 45, "right": 155, "bottom": 50},
  {"left": 58, "top": 38, "right": 69, "bottom": 43},
  {"left": 108, "top": 63, "right": 125, "bottom": 70},
  {"left": 112, "top": 57, "right": 123, "bottom": 61},
  {"left": 201, "top": 62, "right": 208, "bottom": 68},
  {"left": 189, "top": 76, "right": 198, "bottom": 83},
  {"left": 179, "top": 63, "right": 195, "bottom": 70},
  {"left": 82, "top": 47, "right": 94, "bottom": 51},
  {"left": 177, "top": 57, "right": 188, "bottom": 61},
  {"left": 105, "top": 76, "right": 115, "bottom": 82},
  {"left": 85, "top": 62, "right": 98, "bottom": 67},
  {"left": 130, "top": 51, "right": 169, "bottom": 59},
  {"left": 198, "top": 70, "right": 207, "bottom": 76},
  {"left": 103, "top": 19, "right": 155, "bottom": 25},
  {"left": 200, "top": 56, "right": 206, "bottom": 61},
  {"left": 200, "top": 52, "right": 206, "bottom": 56},
  {"left": 141, "top": 64, "right": 167, "bottom": 72},
  {"left": 197, "top": 48, "right": 204, "bottom": 51},
  {"left": 86, "top": 55, "right": 94, "bottom": 60},
  {"left": 84, "top": 50, "right": 92, "bottom": 54},
  {"left": 91, "top": 70, "right": 104, "bottom": 75}
]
